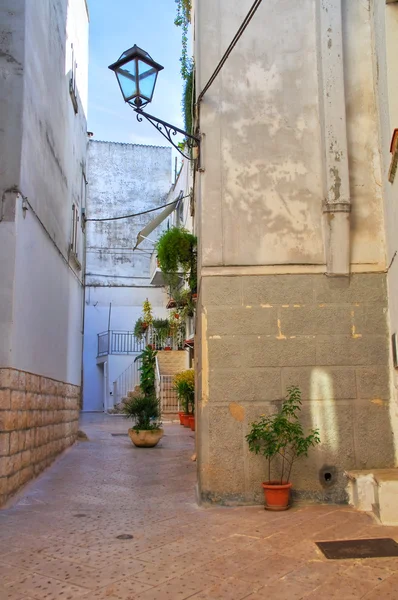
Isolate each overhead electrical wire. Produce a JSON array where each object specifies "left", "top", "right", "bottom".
[
  {"left": 85, "top": 194, "right": 191, "bottom": 223},
  {"left": 197, "top": 0, "right": 264, "bottom": 104}
]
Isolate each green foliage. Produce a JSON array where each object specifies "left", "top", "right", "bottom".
[
  {"left": 173, "top": 369, "right": 195, "bottom": 414},
  {"left": 174, "top": 0, "right": 193, "bottom": 81},
  {"left": 156, "top": 227, "right": 197, "bottom": 294},
  {"left": 121, "top": 394, "right": 160, "bottom": 431},
  {"left": 182, "top": 67, "right": 194, "bottom": 141},
  {"left": 134, "top": 346, "right": 157, "bottom": 397},
  {"left": 142, "top": 299, "right": 153, "bottom": 325},
  {"left": 152, "top": 318, "right": 170, "bottom": 337},
  {"left": 172, "top": 288, "right": 195, "bottom": 320},
  {"left": 246, "top": 386, "right": 321, "bottom": 484},
  {"left": 133, "top": 317, "right": 147, "bottom": 340}
]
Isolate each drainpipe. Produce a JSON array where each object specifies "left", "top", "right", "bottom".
[{"left": 318, "top": 0, "right": 351, "bottom": 276}]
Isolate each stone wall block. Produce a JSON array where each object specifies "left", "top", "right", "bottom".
[
  {"left": 353, "top": 401, "right": 395, "bottom": 469},
  {"left": 0, "top": 433, "right": 10, "bottom": 456},
  {"left": 242, "top": 336, "right": 316, "bottom": 368},
  {"left": 0, "top": 389, "right": 11, "bottom": 410},
  {"left": 352, "top": 304, "right": 388, "bottom": 335},
  {"left": 208, "top": 367, "right": 282, "bottom": 404},
  {"left": 281, "top": 367, "right": 357, "bottom": 400},
  {"left": 9, "top": 431, "right": 18, "bottom": 455},
  {"left": 24, "top": 429, "right": 34, "bottom": 450},
  {"left": 202, "top": 276, "right": 243, "bottom": 307},
  {"left": 356, "top": 367, "right": 390, "bottom": 399},
  {"left": 208, "top": 337, "right": 242, "bottom": 369},
  {"left": 20, "top": 450, "right": 31, "bottom": 469},
  {"left": 0, "top": 411, "right": 18, "bottom": 432},
  {"left": 316, "top": 335, "right": 389, "bottom": 366},
  {"left": 207, "top": 307, "right": 278, "bottom": 336},
  {"left": 279, "top": 305, "right": 353, "bottom": 336},
  {"left": 25, "top": 373, "right": 41, "bottom": 393},
  {"left": 0, "top": 369, "right": 11, "bottom": 389},
  {"left": 243, "top": 275, "right": 315, "bottom": 306},
  {"left": 0, "top": 456, "right": 12, "bottom": 477},
  {"left": 11, "top": 390, "right": 26, "bottom": 410},
  {"left": 315, "top": 273, "right": 386, "bottom": 304},
  {"left": 9, "top": 370, "right": 26, "bottom": 391},
  {"left": 18, "top": 431, "right": 26, "bottom": 452},
  {"left": 17, "top": 411, "right": 28, "bottom": 430},
  {"left": 19, "top": 466, "right": 34, "bottom": 486},
  {"left": 205, "top": 406, "right": 246, "bottom": 497}
]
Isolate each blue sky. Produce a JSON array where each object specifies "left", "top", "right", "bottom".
[{"left": 87, "top": 0, "right": 185, "bottom": 147}]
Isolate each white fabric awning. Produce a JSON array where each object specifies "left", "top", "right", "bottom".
[{"left": 134, "top": 199, "right": 179, "bottom": 249}]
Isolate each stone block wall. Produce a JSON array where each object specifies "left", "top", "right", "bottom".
[
  {"left": 197, "top": 273, "right": 395, "bottom": 504},
  {"left": 0, "top": 368, "right": 80, "bottom": 506}
]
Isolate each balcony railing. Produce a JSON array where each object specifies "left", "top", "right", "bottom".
[{"left": 97, "top": 331, "right": 145, "bottom": 358}]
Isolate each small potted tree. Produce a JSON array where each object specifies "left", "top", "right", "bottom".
[
  {"left": 122, "top": 346, "right": 163, "bottom": 447},
  {"left": 246, "top": 386, "right": 320, "bottom": 511},
  {"left": 173, "top": 369, "right": 195, "bottom": 427},
  {"left": 122, "top": 394, "right": 163, "bottom": 447}
]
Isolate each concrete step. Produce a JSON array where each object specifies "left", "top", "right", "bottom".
[{"left": 345, "top": 469, "right": 398, "bottom": 525}]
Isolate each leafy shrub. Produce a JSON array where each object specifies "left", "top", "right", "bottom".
[
  {"left": 173, "top": 369, "right": 195, "bottom": 414},
  {"left": 246, "top": 386, "right": 321, "bottom": 484}
]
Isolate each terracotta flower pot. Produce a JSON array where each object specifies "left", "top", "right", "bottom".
[
  {"left": 178, "top": 412, "right": 185, "bottom": 425},
  {"left": 188, "top": 415, "right": 195, "bottom": 431},
  {"left": 164, "top": 346, "right": 172, "bottom": 351},
  {"left": 128, "top": 428, "right": 164, "bottom": 448},
  {"left": 142, "top": 322, "right": 148, "bottom": 330},
  {"left": 262, "top": 481, "right": 292, "bottom": 511},
  {"left": 181, "top": 414, "right": 190, "bottom": 427}
]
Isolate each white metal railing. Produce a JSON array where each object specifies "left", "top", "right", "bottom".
[
  {"left": 147, "top": 324, "right": 185, "bottom": 351},
  {"left": 160, "top": 375, "right": 180, "bottom": 414},
  {"left": 113, "top": 356, "right": 141, "bottom": 406}
]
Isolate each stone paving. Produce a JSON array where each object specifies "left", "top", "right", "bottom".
[{"left": 1, "top": 414, "right": 398, "bottom": 599}]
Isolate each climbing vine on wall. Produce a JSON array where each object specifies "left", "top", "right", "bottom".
[{"left": 174, "top": 0, "right": 193, "bottom": 81}]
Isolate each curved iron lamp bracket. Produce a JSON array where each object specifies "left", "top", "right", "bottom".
[{"left": 133, "top": 108, "right": 200, "bottom": 160}]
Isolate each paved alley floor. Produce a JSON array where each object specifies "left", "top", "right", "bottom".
[{"left": 1, "top": 414, "right": 398, "bottom": 599}]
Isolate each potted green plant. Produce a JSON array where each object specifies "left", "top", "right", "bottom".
[
  {"left": 122, "top": 394, "right": 163, "bottom": 447},
  {"left": 246, "top": 386, "right": 320, "bottom": 511},
  {"left": 121, "top": 346, "right": 163, "bottom": 447},
  {"left": 173, "top": 369, "right": 194, "bottom": 427}
]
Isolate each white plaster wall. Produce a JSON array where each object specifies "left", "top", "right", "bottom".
[
  {"left": 195, "top": 0, "right": 386, "bottom": 270},
  {"left": 0, "top": 1, "right": 25, "bottom": 365},
  {"left": 0, "top": 0, "right": 89, "bottom": 386}
]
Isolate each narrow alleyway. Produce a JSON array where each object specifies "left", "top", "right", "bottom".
[{"left": 1, "top": 416, "right": 398, "bottom": 600}]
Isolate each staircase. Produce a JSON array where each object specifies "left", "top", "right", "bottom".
[
  {"left": 346, "top": 469, "right": 398, "bottom": 525},
  {"left": 156, "top": 351, "right": 188, "bottom": 420}
]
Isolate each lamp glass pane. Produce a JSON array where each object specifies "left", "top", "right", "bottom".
[
  {"left": 137, "top": 60, "right": 157, "bottom": 100},
  {"left": 116, "top": 59, "right": 138, "bottom": 101}
]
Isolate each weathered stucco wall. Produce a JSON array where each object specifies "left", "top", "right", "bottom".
[
  {"left": 195, "top": 0, "right": 386, "bottom": 269},
  {"left": 86, "top": 141, "right": 172, "bottom": 287},
  {"left": 194, "top": 0, "right": 397, "bottom": 504}
]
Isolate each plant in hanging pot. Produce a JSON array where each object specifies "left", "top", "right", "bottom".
[
  {"left": 246, "top": 386, "right": 320, "bottom": 511},
  {"left": 134, "top": 317, "right": 147, "bottom": 340},
  {"left": 155, "top": 227, "right": 197, "bottom": 295}
]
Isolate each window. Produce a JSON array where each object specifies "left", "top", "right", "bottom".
[
  {"left": 70, "top": 203, "right": 81, "bottom": 270},
  {"left": 176, "top": 198, "right": 184, "bottom": 225},
  {"left": 69, "top": 44, "right": 78, "bottom": 114}
]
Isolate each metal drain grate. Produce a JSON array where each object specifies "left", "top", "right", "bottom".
[
  {"left": 111, "top": 433, "right": 129, "bottom": 437},
  {"left": 316, "top": 538, "right": 398, "bottom": 559},
  {"left": 116, "top": 534, "right": 134, "bottom": 540}
]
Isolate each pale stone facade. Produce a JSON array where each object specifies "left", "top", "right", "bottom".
[
  {"left": 0, "top": 0, "right": 88, "bottom": 505},
  {"left": 0, "top": 368, "right": 80, "bottom": 506},
  {"left": 194, "top": 1, "right": 398, "bottom": 503}
]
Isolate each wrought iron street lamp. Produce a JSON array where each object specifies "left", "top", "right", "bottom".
[{"left": 109, "top": 45, "right": 199, "bottom": 160}]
